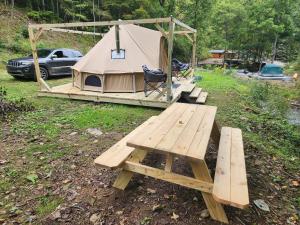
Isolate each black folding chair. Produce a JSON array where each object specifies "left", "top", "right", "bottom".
[
  {"left": 172, "top": 58, "right": 190, "bottom": 80},
  {"left": 142, "top": 65, "right": 167, "bottom": 97}
]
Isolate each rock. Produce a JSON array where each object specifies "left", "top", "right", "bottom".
[
  {"left": 254, "top": 159, "right": 263, "bottom": 166},
  {"left": 193, "top": 197, "right": 198, "bottom": 201},
  {"left": 70, "top": 164, "right": 76, "bottom": 169},
  {"left": 62, "top": 179, "right": 72, "bottom": 184},
  {"left": 90, "top": 213, "right": 101, "bottom": 224},
  {"left": 254, "top": 199, "right": 270, "bottom": 212},
  {"left": 200, "top": 209, "right": 209, "bottom": 218},
  {"left": 51, "top": 210, "right": 61, "bottom": 220},
  {"left": 146, "top": 188, "right": 156, "bottom": 194},
  {"left": 93, "top": 140, "right": 99, "bottom": 143},
  {"left": 116, "top": 210, "right": 123, "bottom": 215},
  {"left": 69, "top": 132, "right": 78, "bottom": 136},
  {"left": 86, "top": 128, "right": 103, "bottom": 137},
  {"left": 0, "top": 160, "right": 8, "bottom": 165}
]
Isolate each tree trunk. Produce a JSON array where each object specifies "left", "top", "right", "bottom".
[
  {"left": 56, "top": 0, "right": 59, "bottom": 17},
  {"left": 271, "top": 35, "right": 278, "bottom": 63},
  {"left": 51, "top": 0, "right": 55, "bottom": 14},
  {"left": 10, "top": 0, "right": 14, "bottom": 19},
  {"left": 42, "top": 0, "right": 45, "bottom": 11}
]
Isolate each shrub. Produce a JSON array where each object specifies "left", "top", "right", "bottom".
[{"left": 0, "top": 86, "right": 34, "bottom": 119}]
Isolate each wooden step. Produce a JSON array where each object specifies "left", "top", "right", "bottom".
[
  {"left": 196, "top": 92, "right": 208, "bottom": 104},
  {"left": 181, "top": 83, "right": 196, "bottom": 93},
  {"left": 189, "top": 87, "right": 202, "bottom": 98}
]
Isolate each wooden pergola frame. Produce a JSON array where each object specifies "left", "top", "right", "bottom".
[{"left": 28, "top": 17, "right": 197, "bottom": 102}]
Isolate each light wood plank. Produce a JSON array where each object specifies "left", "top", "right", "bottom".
[
  {"left": 113, "top": 149, "right": 147, "bottom": 190},
  {"left": 44, "top": 27, "right": 104, "bottom": 36},
  {"left": 187, "top": 106, "right": 217, "bottom": 159},
  {"left": 189, "top": 87, "right": 202, "bottom": 98},
  {"left": 123, "top": 161, "right": 213, "bottom": 193},
  {"left": 196, "top": 91, "right": 208, "bottom": 104},
  {"left": 155, "top": 104, "right": 197, "bottom": 151},
  {"left": 190, "top": 160, "right": 228, "bottom": 223},
  {"left": 127, "top": 103, "right": 188, "bottom": 150},
  {"left": 230, "top": 128, "right": 249, "bottom": 209},
  {"left": 94, "top": 116, "right": 157, "bottom": 168},
  {"left": 181, "top": 83, "right": 196, "bottom": 92},
  {"left": 168, "top": 106, "right": 207, "bottom": 158},
  {"left": 29, "top": 17, "right": 171, "bottom": 29},
  {"left": 212, "top": 127, "right": 249, "bottom": 209},
  {"left": 165, "top": 153, "right": 173, "bottom": 172},
  {"left": 212, "top": 127, "right": 231, "bottom": 204}
]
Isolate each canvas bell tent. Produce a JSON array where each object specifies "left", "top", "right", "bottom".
[
  {"left": 28, "top": 17, "right": 200, "bottom": 108},
  {"left": 72, "top": 24, "right": 168, "bottom": 93}
]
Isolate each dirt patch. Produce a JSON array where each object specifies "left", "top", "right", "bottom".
[{"left": 0, "top": 122, "right": 299, "bottom": 225}]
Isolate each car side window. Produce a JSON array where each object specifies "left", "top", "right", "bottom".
[
  {"left": 73, "top": 51, "right": 82, "bottom": 58},
  {"left": 52, "top": 50, "right": 65, "bottom": 58},
  {"left": 63, "top": 50, "right": 74, "bottom": 58}
]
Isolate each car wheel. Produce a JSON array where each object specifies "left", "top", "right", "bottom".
[{"left": 40, "top": 67, "right": 49, "bottom": 80}]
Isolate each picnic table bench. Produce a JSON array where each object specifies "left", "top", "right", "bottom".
[{"left": 94, "top": 103, "right": 249, "bottom": 223}]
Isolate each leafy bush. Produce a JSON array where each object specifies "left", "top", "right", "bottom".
[
  {"left": 250, "top": 83, "right": 289, "bottom": 115},
  {"left": 27, "top": 11, "right": 57, "bottom": 22},
  {"left": 0, "top": 86, "right": 34, "bottom": 119}
]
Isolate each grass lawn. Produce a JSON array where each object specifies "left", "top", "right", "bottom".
[{"left": 0, "top": 68, "right": 299, "bottom": 224}]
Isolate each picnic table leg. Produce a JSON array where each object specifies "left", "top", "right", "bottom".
[
  {"left": 113, "top": 149, "right": 147, "bottom": 190},
  {"left": 190, "top": 160, "right": 229, "bottom": 224},
  {"left": 211, "top": 120, "right": 221, "bottom": 148}
]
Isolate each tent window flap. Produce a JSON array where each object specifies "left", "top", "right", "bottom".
[{"left": 85, "top": 75, "right": 102, "bottom": 87}]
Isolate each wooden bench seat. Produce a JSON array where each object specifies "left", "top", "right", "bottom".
[
  {"left": 212, "top": 127, "right": 249, "bottom": 209},
  {"left": 94, "top": 116, "right": 157, "bottom": 168}
]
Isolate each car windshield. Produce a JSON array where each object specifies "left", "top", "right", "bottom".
[{"left": 29, "top": 49, "right": 52, "bottom": 58}]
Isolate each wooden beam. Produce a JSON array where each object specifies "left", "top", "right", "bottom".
[
  {"left": 184, "top": 33, "right": 193, "bottom": 43},
  {"left": 173, "top": 18, "right": 196, "bottom": 33},
  {"left": 173, "top": 30, "right": 194, "bottom": 35},
  {"left": 123, "top": 161, "right": 213, "bottom": 193},
  {"left": 166, "top": 18, "right": 175, "bottom": 102},
  {"left": 28, "top": 27, "right": 43, "bottom": 89},
  {"left": 113, "top": 149, "right": 148, "bottom": 190},
  {"left": 44, "top": 27, "right": 104, "bottom": 36},
  {"left": 154, "top": 23, "right": 168, "bottom": 38},
  {"left": 165, "top": 153, "right": 173, "bottom": 172},
  {"left": 190, "top": 160, "right": 228, "bottom": 223},
  {"left": 192, "top": 32, "right": 197, "bottom": 68},
  {"left": 29, "top": 17, "right": 171, "bottom": 29},
  {"left": 34, "top": 27, "right": 44, "bottom": 42}
]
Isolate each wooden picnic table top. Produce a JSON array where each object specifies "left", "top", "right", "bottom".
[{"left": 127, "top": 102, "right": 217, "bottom": 161}]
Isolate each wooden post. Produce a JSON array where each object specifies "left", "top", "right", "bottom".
[
  {"left": 28, "top": 27, "right": 42, "bottom": 88},
  {"left": 192, "top": 32, "right": 197, "bottom": 69},
  {"left": 167, "top": 17, "right": 175, "bottom": 102},
  {"left": 190, "top": 160, "right": 228, "bottom": 223}
]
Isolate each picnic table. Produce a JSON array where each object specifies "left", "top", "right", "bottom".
[{"left": 95, "top": 103, "right": 249, "bottom": 223}]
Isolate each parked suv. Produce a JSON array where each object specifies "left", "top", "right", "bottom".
[{"left": 6, "top": 48, "right": 83, "bottom": 80}]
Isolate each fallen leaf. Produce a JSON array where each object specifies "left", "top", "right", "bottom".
[
  {"left": 171, "top": 212, "right": 179, "bottom": 220},
  {"left": 291, "top": 180, "right": 299, "bottom": 187},
  {"left": 152, "top": 204, "right": 163, "bottom": 212}
]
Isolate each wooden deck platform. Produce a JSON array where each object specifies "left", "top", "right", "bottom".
[{"left": 38, "top": 78, "right": 201, "bottom": 108}]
